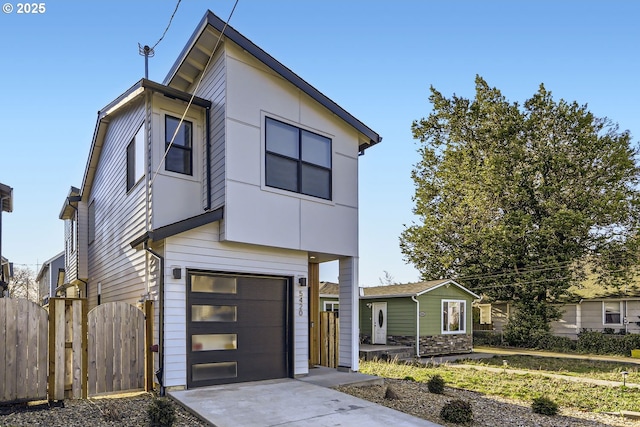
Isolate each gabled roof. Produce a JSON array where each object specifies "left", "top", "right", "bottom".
[
  {"left": 361, "top": 279, "right": 480, "bottom": 299},
  {"left": 59, "top": 186, "right": 80, "bottom": 220},
  {"left": 79, "top": 79, "right": 211, "bottom": 201},
  {"left": 35, "top": 251, "right": 65, "bottom": 282},
  {"left": 319, "top": 281, "right": 339, "bottom": 297},
  {"left": 164, "top": 10, "right": 382, "bottom": 152}
]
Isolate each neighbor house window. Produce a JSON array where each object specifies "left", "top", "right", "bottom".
[
  {"left": 265, "top": 117, "right": 331, "bottom": 200},
  {"left": 324, "top": 301, "right": 339, "bottom": 316},
  {"left": 603, "top": 301, "right": 622, "bottom": 324},
  {"left": 127, "top": 125, "right": 145, "bottom": 190},
  {"left": 165, "top": 115, "right": 193, "bottom": 175},
  {"left": 442, "top": 300, "right": 466, "bottom": 333}
]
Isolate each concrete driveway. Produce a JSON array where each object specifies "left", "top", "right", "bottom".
[{"left": 170, "top": 376, "right": 442, "bottom": 427}]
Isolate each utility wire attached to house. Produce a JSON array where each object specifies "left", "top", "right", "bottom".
[
  {"left": 151, "top": 0, "right": 240, "bottom": 186},
  {"left": 138, "top": 0, "right": 182, "bottom": 79}
]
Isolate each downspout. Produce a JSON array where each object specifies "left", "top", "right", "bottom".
[
  {"left": 144, "top": 241, "right": 165, "bottom": 396},
  {"left": 205, "top": 106, "right": 211, "bottom": 210},
  {"left": 411, "top": 296, "right": 420, "bottom": 358}
]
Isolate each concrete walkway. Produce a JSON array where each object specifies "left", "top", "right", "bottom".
[{"left": 170, "top": 369, "right": 442, "bottom": 427}]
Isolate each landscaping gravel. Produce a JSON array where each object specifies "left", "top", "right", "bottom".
[
  {"left": 2, "top": 381, "right": 638, "bottom": 426},
  {"left": 0, "top": 393, "right": 207, "bottom": 427},
  {"left": 337, "top": 378, "right": 640, "bottom": 427}
]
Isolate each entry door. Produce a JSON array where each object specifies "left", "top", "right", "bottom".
[{"left": 372, "top": 302, "right": 387, "bottom": 344}]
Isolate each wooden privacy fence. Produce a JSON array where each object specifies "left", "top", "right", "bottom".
[
  {"left": 319, "top": 311, "right": 339, "bottom": 368},
  {"left": 0, "top": 297, "right": 152, "bottom": 403},
  {"left": 87, "top": 301, "right": 147, "bottom": 396},
  {"left": 0, "top": 298, "right": 48, "bottom": 403}
]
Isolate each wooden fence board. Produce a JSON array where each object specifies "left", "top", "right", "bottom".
[
  {"left": 37, "top": 304, "right": 48, "bottom": 398},
  {"left": 0, "top": 298, "right": 48, "bottom": 403},
  {"left": 319, "top": 312, "right": 339, "bottom": 368},
  {"left": 87, "top": 302, "right": 145, "bottom": 396},
  {"left": 54, "top": 299, "right": 65, "bottom": 400},
  {"left": 72, "top": 300, "right": 83, "bottom": 398}
]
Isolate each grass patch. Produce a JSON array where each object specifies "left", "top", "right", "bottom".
[
  {"left": 358, "top": 359, "right": 640, "bottom": 413},
  {"left": 456, "top": 355, "right": 640, "bottom": 383}
]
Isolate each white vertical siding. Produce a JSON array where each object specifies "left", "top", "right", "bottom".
[
  {"left": 86, "top": 100, "right": 147, "bottom": 309},
  {"left": 338, "top": 256, "right": 359, "bottom": 371},
  {"left": 159, "top": 221, "right": 308, "bottom": 388}
]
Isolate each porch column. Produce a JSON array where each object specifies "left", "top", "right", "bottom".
[{"left": 338, "top": 256, "right": 359, "bottom": 371}]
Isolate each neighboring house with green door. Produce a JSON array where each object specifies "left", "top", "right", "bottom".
[{"left": 359, "top": 280, "right": 480, "bottom": 356}]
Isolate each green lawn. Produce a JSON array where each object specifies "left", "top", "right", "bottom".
[
  {"left": 358, "top": 359, "right": 640, "bottom": 413},
  {"left": 455, "top": 354, "right": 640, "bottom": 384}
]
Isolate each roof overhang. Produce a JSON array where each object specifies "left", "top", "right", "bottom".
[
  {"left": 59, "top": 186, "right": 80, "bottom": 220},
  {"left": 130, "top": 207, "right": 223, "bottom": 249},
  {"left": 164, "top": 10, "right": 382, "bottom": 152},
  {"left": 80, "top": 79, "right": 212, "bottom": 202},
  {"left": 0, "top": 183, "right": 13, "bottom": 212}
]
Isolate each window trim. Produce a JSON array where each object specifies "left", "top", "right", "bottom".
[
  {"left": 602, "top": 301, "right": 623, "bottom": 325},
  {"left": 264, "top": 116, "right": 332, "bottom": 200},
  {"left": 164, "top": 114, "right": 193, "bottom": 176},
  {"left": 441, "top": 299, "right": 466, "bottom": 334},
  {"left": 323, "top": 301, "right": 339, "bottom": 313},
  {"left": 127, "top": 124, "right": 145, "bottom": 191}
]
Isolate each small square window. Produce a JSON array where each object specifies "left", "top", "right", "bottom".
[{"left": 265, "top": 117, "right": 331, "bottom": 200}]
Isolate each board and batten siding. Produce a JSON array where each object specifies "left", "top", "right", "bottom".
[
  {"left": 86, "top": 100, "right": 148, "bottom": 309},
  {"left": 158, "top": 221, "right": 309, "bottom": 388},
  {"left": 189, "top": 49, "right": 226, "bottom": 212},
  {"left": 222, "top": 42, "right": 360, "bottom": 257}
]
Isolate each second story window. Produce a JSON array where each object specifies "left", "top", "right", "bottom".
[
  {"left": 265, "top": 117, "right": 332, "bottom": 200},
  {"left": 165, "top": 115, "right": 193, "bottom": 175},
  {"left": 127, "top": 125, "right": 145, "bottom": 191}
]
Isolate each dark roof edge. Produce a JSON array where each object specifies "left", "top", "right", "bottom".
[
  {"left": 164, "top": 10, "right": 381, "bottom": 151},
  {"left": 130, "top": 207, "right": 224, "bottom": 248}
]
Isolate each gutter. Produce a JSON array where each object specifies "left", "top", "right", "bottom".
[
  {"left": 144, "top": 241, "right": 165, "bottom": 396},
  {"left": 411, "top": 295, "right": 420, "bottom": 358},
  {"left": 205, "top": 106, "right": 211, "bottom": 210}
]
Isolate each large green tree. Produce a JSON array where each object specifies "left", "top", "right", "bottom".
[{"left": 401, "top": 76, "right": 640, "bottom": 344}]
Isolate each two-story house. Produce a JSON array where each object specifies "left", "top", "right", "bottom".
[
  {"left": 35, "top": 251, "right": 65, "bottom": 305},
  {"left": 59, "top": 10, "right": 381, "bottom": 391}
]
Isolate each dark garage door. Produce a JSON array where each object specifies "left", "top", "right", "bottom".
[{"left": 186, "top": 271, "right": 291, "bottom": 388}]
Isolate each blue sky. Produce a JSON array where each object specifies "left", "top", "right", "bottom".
[{"left": 1, "top": 1, "right": 638, "bottom": 286}]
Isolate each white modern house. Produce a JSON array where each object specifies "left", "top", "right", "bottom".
[{"left": 59, "top": 10, "right": 381, "bottom": 391}]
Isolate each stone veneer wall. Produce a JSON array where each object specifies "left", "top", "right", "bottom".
[{"left": 360, "top": 334, "right": 472, "bottom": 355}]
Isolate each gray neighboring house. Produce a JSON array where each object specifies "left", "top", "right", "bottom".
[
  {"left": 35, "top": 251, "right": 65, "bottom": 305},
  {"left": 489, "top": 291, "right": 640, "bottom": 339}
]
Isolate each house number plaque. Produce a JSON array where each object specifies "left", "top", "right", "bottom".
[{"left": 298, "top": 290, "right": 304, "bottom": 316}]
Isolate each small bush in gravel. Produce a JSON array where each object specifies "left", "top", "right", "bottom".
[
  {"left": 148, "top": 398, "right": 176, "bottom": 427},
  {"left": 384, "top": 385, "right": 400, "bottom": 400},
  {"left": 531, "top": 396, "right": 558, "bottom": 416},
  {"left": 403, "top": 375, "right": 416, "bottom": 381},
  {"left": 427, "top": 374, "right": 445, "bottom": 394},
  {"left": 440, "top": 399, "right": 472, "bottom": 424}
]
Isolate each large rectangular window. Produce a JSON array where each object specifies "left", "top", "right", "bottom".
[
  {"left": 265, "top": 117, "right": 331, "bottom": 200},
  {"left": 126, "top": 125, "right": 145, "bottom": 191},
  {"left": 442, "top": 300, "right": 466, "bottom": 334},
  {"left": 603, "top": 301, "right": 622, "bottom": 324},
  {"left": 165, "top": 115, "right": 193, "bottom": 175}
]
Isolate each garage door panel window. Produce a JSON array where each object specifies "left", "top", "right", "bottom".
[
  {"left": 192, "top": 334, "right": 238, "bottom": 351},
  {"left": 442, "top": 300, "right": 466, "bottom": 334},
  {"left": 192, "top": 362, "right": 237, "bottom": 381},
  {"left": 265, "top": 117, "right": 332, "bottom": 200},
  {"left": 192, "top": 305, "right": 237, "bottom": 322},
  {"left": 191, "top": 275, "right": 237, "bottom": 294}
]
